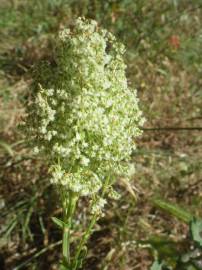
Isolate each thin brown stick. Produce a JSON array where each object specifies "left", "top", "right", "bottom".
[{"left": 141, "top": 127, "right": 202, "bottom": 131}]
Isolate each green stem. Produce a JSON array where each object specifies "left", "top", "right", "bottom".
[
  {"left": 72, "top": 176, "right": 111, "bottom": 270},
  {"left": 72, "top": 213, "right": 98, "bottom": 270},
  {"left": 62, "top": 225, "right": 69, "bottom": 266},
  {"left": 62, "top": 191, "right": 77, "bottom": 268}
]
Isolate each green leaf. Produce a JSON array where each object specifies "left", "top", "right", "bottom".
[
  {"left": 51, "top": 217, "right": 67, "bottom": 229},
  {"left": 0, "top": 140, "right": 13, "bottom": 156},
  {"left": 140, "top": 235, "right": 178, "bottom": 259},
  {"left": 181, "top": 248, "right": 201, "bottom": 263},
  {"left": 152, "top": 198, "right": 193, "bottom": 224},
  {"left": 190, "top": 218, "right": 202, "bottom": 247},
  {"left": 150, "top": 260, "right": 163, "bottom": 270}
]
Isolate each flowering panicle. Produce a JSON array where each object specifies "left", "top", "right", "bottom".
[{"left": 24, "top": 17, "right": 144, "bottom": 197}]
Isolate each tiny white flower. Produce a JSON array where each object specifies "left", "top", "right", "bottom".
[
  {"left": 80, "top": 156, "right": 90, "bottom": 166},
  {"left": 33, "top": 146, "right": 39, "bottom": 154},
  {"left": 40, "top": 126, "right": 47, "bottom": 134},
  {"left": 47, "top": 88, "right": 54, "bottom": 96}
]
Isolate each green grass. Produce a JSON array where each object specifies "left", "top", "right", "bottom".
[{"left": 0, "top": 0, "right": 202, "bottom": 269}]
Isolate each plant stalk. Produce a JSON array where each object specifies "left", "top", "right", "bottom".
[
  {"left": 62, "top": 191, "right": 77, "bottom": 268},
  {"left": 72, "top": 176, "right": 111, "bottom": 270}
]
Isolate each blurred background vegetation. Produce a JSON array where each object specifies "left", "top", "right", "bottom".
[{"left": 0, "top": 0, "right": 202, "bottom": 269}]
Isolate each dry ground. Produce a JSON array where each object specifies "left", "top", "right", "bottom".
[{"left": 0, "top": 1, "right": 202, "bottom": 269}]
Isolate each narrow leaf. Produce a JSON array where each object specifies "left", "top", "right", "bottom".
[
  {"left": 51, "top": 217, "right": 66, "bottom": 229},
  {"left": 0, "top": 140, "right": 14, "bottom": 156},
  {"left": 150, "top": 260, "right": 162, "bottom": 270},
  {"left": 191, "top": 218, "right": 202, "bottom": 247},
  {"left": 152, "top": 198, "right": 193, "bottom": 224}
]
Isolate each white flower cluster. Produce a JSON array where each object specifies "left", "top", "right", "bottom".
[
  {"left": 90, "top": 198, "right": 107, "bottom": 216},
  {"left": 50, "top": 165, "right": 101, "bottom": 196},
  {"left": 25, "top": 17, "right": 144, "bottom": 197}
]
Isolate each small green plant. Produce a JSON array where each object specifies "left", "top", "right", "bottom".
[
  {"left": 23, "top": 17, "right": 144, "bottom": 269},
  {"left": 147, "top": 199, "right": 202, "bottom": 270}
]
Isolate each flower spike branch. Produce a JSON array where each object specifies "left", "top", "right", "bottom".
[{"left": 24, "top": 17, "right": 144, "bottom": 269}]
